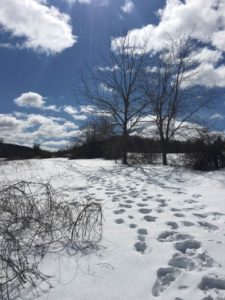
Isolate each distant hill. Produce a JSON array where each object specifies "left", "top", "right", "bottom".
[{"left": 0, "top": 143, "right": 52, "bottom": 159}]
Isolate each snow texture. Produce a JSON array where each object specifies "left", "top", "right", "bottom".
[{"left": 0, "top": 158, "right": 225, "bottom": 300}]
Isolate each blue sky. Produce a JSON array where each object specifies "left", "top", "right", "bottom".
[{"left": 0, "top": 0, "right": 225, "bottom": 150}]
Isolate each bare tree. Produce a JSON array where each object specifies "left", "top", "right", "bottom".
[
  {"left": 83, "top": 115, "right": 115, "bottom": 143},
  {"left": 79, "top": 34, "right": 148, "bottom": 164},
  {"left": 142, "top": 36, "right": 211, "bottom": 165}
]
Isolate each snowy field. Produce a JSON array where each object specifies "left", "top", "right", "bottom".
[{"left": 0, "top": 158, "right": 225, "bottom": 300}]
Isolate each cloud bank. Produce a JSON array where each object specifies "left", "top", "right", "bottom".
[{"left": 0, "top": 113, "right": 80, "bottom": 151}]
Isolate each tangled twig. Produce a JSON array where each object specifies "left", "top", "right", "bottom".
[{"left": 0, "top": 181, "right": 103, "bottom": 299}]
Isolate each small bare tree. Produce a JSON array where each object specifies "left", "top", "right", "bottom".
[
  {"left": 142, "top": 36, "right": 211, "bottom": 165},
  {"left": 79, "top": 34, "right": 148, "bottom": 164}
]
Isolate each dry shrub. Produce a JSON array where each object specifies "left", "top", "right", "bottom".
[{"left": 0, "top": 181, "right": 102, "bottom": 299}]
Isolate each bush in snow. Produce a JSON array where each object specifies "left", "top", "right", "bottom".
[{"left": 0, "top": 181, "right": 102, "bottom": 299}]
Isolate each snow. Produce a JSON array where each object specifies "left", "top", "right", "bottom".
[{"left": 0, "top": 158, "right": 225, "bottom": 300}]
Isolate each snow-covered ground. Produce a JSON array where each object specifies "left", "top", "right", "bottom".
[{"left": 1, "top": 158, "right": 225, "bottom": 300}]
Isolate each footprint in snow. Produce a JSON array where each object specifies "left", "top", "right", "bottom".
[
  {"left": 157, "top": 231, "right": 192, "bottom": 242},
  {"left": 137, "top": 203, "right": 149, "bottom": 207},
  {"left": 152, "top": 267, "right": 181, "bottom": 297},
  {"left": 174, "top": 240, "right": 201, "bottom": 254},
  {"left": 182, "top": 220, "right": 195, "bottom": 227},
  {"left": 156, "top": 198, "right": 166, "bottom": 203},
  {"left": 198, "top": 221, "right": 219, "bottom": 231},
  {"left": 193, "top": 213, "right": 208, "bottom": 219},
  {"left": 105, "top": 191, "right": 115, "bottom": 195},
  {"left": 159, "top": 202, "right": 168, "bottom": 207},
  {"left": 174, "top": 213, "right": 185, "bottom": 218},
  {"left": 112, "top": 199, "right": 119, "bottom": 202},
  {"left": 166, "top": 221, "right": 179, "bottom": 230},
  {"left": 173, "top": 190, "right": 186, "bottom": 195},
  {"left": 137, "top": 235, "right": 145, "bottom": 242},
  {"left": 170, "top": 240, "right": 216, "bottom": 271},
  {"left": 119, "top": 203, "right": 132, "bottom": 209},
  {"left": 137, "top": 228, "right": 148, "bottom": 235},
  {"left": 134, "top": 241, "right": 147, "bottom": 254},
  {"left": 124, "top": 200, "right": 134, "bottom": 204},
  {"left": 113, "top": 209, "right": 125, "bottom": 215},
  {"left": 168, "top": 253, "right": 195, "bottom": 270},
  {"left": 134, "top": 229, "right": 148, "bottom": 254},
  {"left": 171, "top": 208, "right": 181, "bottom": 212},
  {"left": 156, "top": 194, "right": 163, "bottom": 197},
  {"left": 144, "top": 215, "right": 157, "bottom": 222},
  {"left": 198, "top": 274, "right": 225, "bottom": 292},
  {"left": 192, "top": 194, "right": 202, "bottom": 198},
  {"left": 129, "top": 223, "right": 137, "bottom": 229},
  {"left": 185, "top": 199, "right": 198, "bottom": 204},
  {"left": 139, "top": 208, "right": 152, "bottom": 214},
  {"left": 115, "top": 218, "right": 125, "bottom": 224}
]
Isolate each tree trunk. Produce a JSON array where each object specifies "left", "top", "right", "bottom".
[
  {"left": 162, "top": 150, "right": 168, "bottom": 166},
  {"left": 122, "top": 132, "right": 128, "bottom": 165},
  {"left": 122, "top": 104, "right": 129, "bottom": 165},
  {"left": 161, "top": 142, "right": 168, "bottom": 166}
]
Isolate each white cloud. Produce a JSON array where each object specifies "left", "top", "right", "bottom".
[
  {"left": 112, "top": 0, "right": 225, "bottom": 88},
  {"left": 97, "top": 65, "right": 119, "bottom": 72},
  {"left": 0, "top": 115, "right": 23, "bottom": 129},
  {"left": 14, "top": 92, "right": 45, "bottom": 108},
  {"left": 121, "top": 0, "right": 134, "bottom": 14},
  {"left": 66, "top": 104, "right": 108, "bottom": 120},
  {"left": 186, "top": 63, "right": 225, "bottom": 88},
  {"left": 73, "top": 114, "right": 88, "bottom": 120},
  {"left": 64, "top": 105, "right": 88, "bottom": 120},
  {"left": 99, "top": 83, "right": 113, "bottom": 93},
  {"left": 64, "top": 105, "right": 78, "bottom": 115},
  {"left": 0, "top": 113, "right": 79, "bottom": 150},
  {"left": 14, "top": 92, "right": 60, "bottom": 111},
  {"left": 64, "top": 121, "right": 78, "bottom": 129},
  {"left": 79, "top": 105, "right": 96, "bottom": 114},
  {"left": 63, "top": 0, "right": 91, "bottom": 4},
  {"left": 0, "top": 0, "right": 76, "bottom": 54},
  {"left": 41, "top": 140, "right": 70, "bottom": 151},
  {"left": 63, "top": 0, "right": 109, "bottom": 5},
  {"left": 191, "top": 48, "right": 223, "bottom": 65}
]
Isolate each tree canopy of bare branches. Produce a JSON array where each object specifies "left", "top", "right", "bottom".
[
  {"left": 142, "top": 36, "right": 211, "bottom": 165},
  {"left": 80, "top": 34, "right": 149, "bottom": 164}
]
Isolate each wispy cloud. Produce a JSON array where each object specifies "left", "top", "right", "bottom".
[
  {"left": 210, "top": 113, "right": 224, "bottom": 120},
  {"left": 121, "top": 0, "right": 134, "bottom": 14}
]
